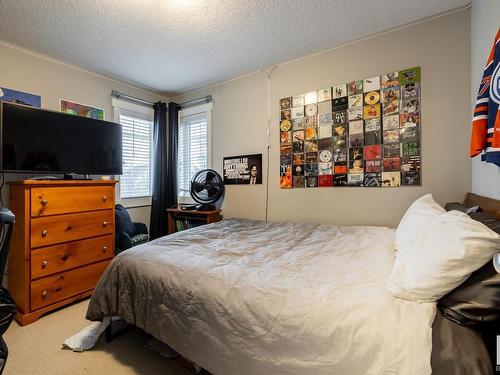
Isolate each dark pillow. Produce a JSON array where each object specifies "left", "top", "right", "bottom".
[
  {"left": 438, "top": 210, "right": 500, "bottom": 329},
  {"left": 439, "top": 262, "right": 500, "bottom": 329},
  {"left": 115, "top": 204, "right": 136, "bottom": 237},
  {"left": 443, "top": 202, "right": 481, "bottom": 214},
  {"left": 469, "top": 212, "right": 500, "bottom": 233}
]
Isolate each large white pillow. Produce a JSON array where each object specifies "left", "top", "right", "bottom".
[
  {"left": 387, "top": 210, "right": 500, "bottom": 302},
  {"left": 395, "top": 194, "right": 445, "bottom": 251}
]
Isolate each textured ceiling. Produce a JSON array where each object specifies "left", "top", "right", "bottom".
[{"left": 0, "top": 0, "right": 470, "bottom": 95}]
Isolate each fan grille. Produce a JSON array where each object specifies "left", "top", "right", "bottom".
[{"left": 190, "top": 169, "right": 224, "bottom": 205}]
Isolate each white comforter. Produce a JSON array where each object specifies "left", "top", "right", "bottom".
[{"left": 87, "top": 219, "right": 437, "bottom": 375}]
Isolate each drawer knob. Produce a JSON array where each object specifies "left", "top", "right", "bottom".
[
  {"left": 61, "top": 255, "right": 68, "bottom": 261},
  {"left": 102, "top": 246, "right": 107, "bottom": 252},
  {"left": 41, "top": 260, "right": 48, "bottom": 268},
  {"left": 41, "top": 230, "right": 48, "bottom": 237},
  {"left": 102, "top": 196, "right": 108, "bottom": 202},
  {"left": 41, "top": 199, "right": 48, "bottom": 206},
  {"left": 41, "top": 290, "right": 48, "bottom": 298},
  {"left": 103, "top": 221, "right": 108, "bottom": 227}
]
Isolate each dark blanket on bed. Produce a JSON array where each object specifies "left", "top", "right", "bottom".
[{"left": 432, "top": 310, "right": 493, "bottom": 375}]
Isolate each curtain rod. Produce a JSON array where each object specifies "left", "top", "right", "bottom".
[
  {"left": 179, "top": 95, "right": 213, "bottom": 109},
  {"left": 111, "top": 90, "right": 155, "bottom": 107},
  {"left": 111, "top": 90, "right": 213, "bottom": 109}
]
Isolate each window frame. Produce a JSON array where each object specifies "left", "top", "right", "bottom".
[
  {"left": 112, "top": 98, "right": 154, "bottom": 208},
  {"left": 177, "top": 102, "right": 213, "bottom": 204}
]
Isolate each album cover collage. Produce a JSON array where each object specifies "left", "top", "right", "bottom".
[{"left": 279, "top": 67, "right": 421, "bottom": 188}]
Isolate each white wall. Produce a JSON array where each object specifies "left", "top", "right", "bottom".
[
  {"left": 0, "top": 41, "right": 166, "bottom": 227},
  {"left": 471, "top": 0, "right": 500, "bottom": 199},
  {"left": 1, "top": 9, "right": 473, "bottom": 229},
  {"left": 174, "top": 10, "right": 472, "bottom": 227},
  {"left": 178, "top": 74, "right": 269, "bottom": 221}
]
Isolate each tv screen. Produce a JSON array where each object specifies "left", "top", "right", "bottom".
[{"left": 0, "top": 102, "right": 122, "bottom": 175}]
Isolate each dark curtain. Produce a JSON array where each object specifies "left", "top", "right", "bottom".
[{"left": 149, "top": 101, "right": 178, "bottom": 239}]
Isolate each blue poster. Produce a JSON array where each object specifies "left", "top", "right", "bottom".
[{"left": 0, "top": 87, "right": 41, "bottom": 107}]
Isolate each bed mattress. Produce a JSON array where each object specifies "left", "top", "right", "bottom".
[{"left": 87, "top": 218, "right": 438, "bottom": 374}]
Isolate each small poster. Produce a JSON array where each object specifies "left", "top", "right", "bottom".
[
  {"left": 60, "top": 99, "right": 104, "bottom": 120},
  {"left": 0, "top": 87, "right": 41, "bottom": 107},
  {"left": 223, "top": 154, "right": 262, "bottom": 185}
]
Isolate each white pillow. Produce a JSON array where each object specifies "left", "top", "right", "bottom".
[
  {"left": 395, "top": 194, "right": 445, "bottom": 251},
  {"left": 387, "top": 210, "right": 500, "bottom": 302}
]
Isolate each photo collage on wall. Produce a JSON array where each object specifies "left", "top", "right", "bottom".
[{"left": 279, "top": 67, "right": 421, "bottom": 188}]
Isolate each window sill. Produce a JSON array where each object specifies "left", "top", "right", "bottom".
[
  {"left": 118, "top": 196, "right": 152, "bottom": 208},
  {"left": 178, "top": 196, "right": 195, "bottom": 205}
]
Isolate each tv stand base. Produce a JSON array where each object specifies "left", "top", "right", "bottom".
[{"left": 63, "top": 173, "right": 92, "bottom": 180}]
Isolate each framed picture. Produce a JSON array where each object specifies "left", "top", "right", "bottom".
[
  {"left": 223, "top": 154, "right": 262, "bottom": 185},
  {"left": 0, "top": 87, "right": 41, "bottom": 107},
  {"left": 60, "top": 99, "right": 104, "bottom": 120}
]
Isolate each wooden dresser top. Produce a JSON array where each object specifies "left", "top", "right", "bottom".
[{"left": 8, "top": 180, "right": 117, "bottom": 186}]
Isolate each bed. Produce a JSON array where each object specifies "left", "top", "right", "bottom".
[{"left": 86, "top": 195, "right": 497, "bottom": 375}]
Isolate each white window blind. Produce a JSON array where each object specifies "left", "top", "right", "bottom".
[
  {"left": 178, "top": 111, "right": 208, "bottom": 199},
  {"left": 119, "top": 109, "right": 153, "bottom": 199}
]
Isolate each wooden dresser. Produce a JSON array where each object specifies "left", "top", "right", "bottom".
[{"left": 8, "top": 180, "right": 117, "bottom": 325}]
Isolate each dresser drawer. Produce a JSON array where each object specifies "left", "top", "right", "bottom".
[
  {"left": 31, "top": 210, "right": 113, "bottom": 248},
  {"left": 30, "top": 260, "right": 109, "bottom": 311},
  {"left": 31, "top": 235, "right": 114, "bottom": 279},
  {"left": 31, "top": 186, "right": 114, "bottom": 217}
]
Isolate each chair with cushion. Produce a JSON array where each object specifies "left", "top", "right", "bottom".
[{"left": 115, "top": 204, "right": 149, "bottom": 254}]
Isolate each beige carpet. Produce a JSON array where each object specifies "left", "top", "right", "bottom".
[{"left": 3, "top": 299, "right": 194, "bottom": 375}]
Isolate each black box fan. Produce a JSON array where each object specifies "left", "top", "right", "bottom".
[{"left": 190, "top": 169, "right": 224, "bottom": 211}]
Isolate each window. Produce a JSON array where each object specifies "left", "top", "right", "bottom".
[
  {"left": 112, "top": 99, "right": 154, "bottom": 202},
  {"left": 178, "top": 103, "right": 212, "bottom": 202}
]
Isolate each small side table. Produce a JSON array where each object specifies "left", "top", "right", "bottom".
[{"left": 167, "top": 208, "right": 222, "bottom": 234}]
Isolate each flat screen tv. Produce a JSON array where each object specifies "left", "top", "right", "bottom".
[{"left": 0, "top": 101, "right": 122, "bottom": 175}]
